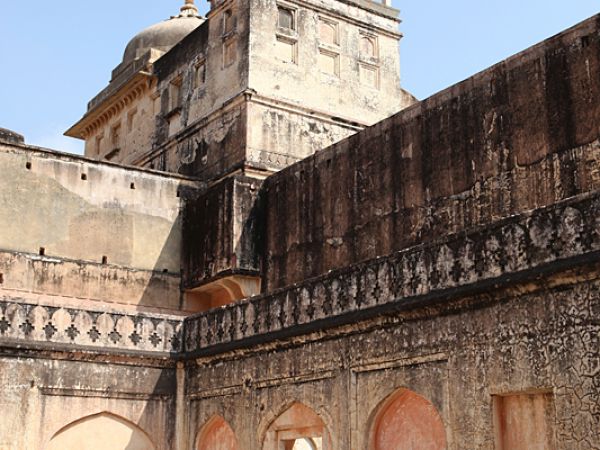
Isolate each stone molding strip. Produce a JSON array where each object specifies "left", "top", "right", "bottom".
[{"left": 182, "top": 190, "right": 600, "bottom": 357}]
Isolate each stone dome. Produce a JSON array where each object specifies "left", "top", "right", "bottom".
[{"left": 122, "top": 1, "right": 204, "bottom": 63}]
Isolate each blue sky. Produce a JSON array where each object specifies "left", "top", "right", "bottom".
[{"left": 0, "top": 1, "right": 597, "bottom": 154}]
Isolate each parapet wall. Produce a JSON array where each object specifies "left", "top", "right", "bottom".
[
  {"left": 262, "top": 14, "right": 600, "bottom": 290},
  {"left": 0, "top": 143, "right": 203, "bottom": 312}
]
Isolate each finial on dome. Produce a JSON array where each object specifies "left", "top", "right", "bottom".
[{"left": 179, "top": 0, "right": 199, "bottom": 17}]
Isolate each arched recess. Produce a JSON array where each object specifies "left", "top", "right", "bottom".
[
  {"left": 262, "top": 403, "right": 331, "bottom": 450},
  {"left": 196, "top": 415, "right": 239, "bottom": 450},
  {"left": 369, "top": 388, "right": 447, "bottom": 450},
  {"left": 46, "top": 412, "right": 156, "bottom": 450}
]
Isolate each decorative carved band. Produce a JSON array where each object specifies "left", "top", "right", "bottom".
[
  {"left": 0, "top": 300, "right": 183, "bottom": 356},
  {"left": 183, "top": 191, "right": 600, "bottom": 356}
]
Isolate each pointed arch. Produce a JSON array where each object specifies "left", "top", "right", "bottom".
[
  {"left": 196, "top": 415, "right": 239, "bottom": 450},
  {"left": 46, "top": 412, "right": 156, "bottom": 450},
  {"left": 369, "top": 388, "right": 447, "bottom": 450},
  {"left": 262, "top": 402, "right": 331, "bottom": 450}
]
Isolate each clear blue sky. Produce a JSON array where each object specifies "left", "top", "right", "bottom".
[{"left": 0, "top": 1, "right": 597, "bottom": 154}]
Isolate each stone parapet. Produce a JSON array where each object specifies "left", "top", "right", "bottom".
[
  {"left": 182, "top": 190, "right": 600, "bottom": 356},
  {"left": 0, "top": 297, "right": 184, "bottom": 357},
  {"left": 1, "top": 191, "right": 598, "bottom": 359}
]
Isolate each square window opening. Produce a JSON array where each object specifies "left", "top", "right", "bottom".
[{"left": 278, "top": 6, "right": 295, "bottom": 31}]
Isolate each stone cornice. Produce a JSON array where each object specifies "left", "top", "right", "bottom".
[
  {"left": 279, "top": 0, "right": 401, "bottom": 36},
  {"left": 65, "top": 72, "right": 154, "bottom": 140}
]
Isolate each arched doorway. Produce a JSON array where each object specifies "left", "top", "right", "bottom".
[
  {"left": 370, "top": 388, "right": 447, "bottom": 450},
  {"left": 196, "top": 415, "right": 239, "bottom": 450},
  {"left": 46, "top": 412, "right": 156, "bottom": 450},
  {"left": 262, "top": 403, "right": 331, "bottom": 450}
]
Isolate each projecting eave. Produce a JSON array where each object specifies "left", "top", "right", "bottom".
[
  {"left": 65, "top": 50, "right": 164, "bottom": 140},
  {"left": 65, "top": 71, "right": 154, "bottom": 140}
]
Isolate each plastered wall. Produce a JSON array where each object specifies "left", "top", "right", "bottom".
[
  {"left": 0, "top": 144, "right": 203, "bottom": 311},
  {"left": 0, "top": 356, "right": 176, "bottom": 450},
  {"left": 184, "top": 273, "right": 600, "bottom": 449}
]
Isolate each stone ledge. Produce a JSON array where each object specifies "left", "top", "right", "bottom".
[
  {"left": 0, "top": 300, "right": 183, "bottom": 356},
  {"left": 182, "top": 190, "right": 600, "bottom": 356}
]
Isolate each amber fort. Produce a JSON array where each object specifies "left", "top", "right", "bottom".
[{"left": 0, "top": 0, "right": 599, "bottom": 449}]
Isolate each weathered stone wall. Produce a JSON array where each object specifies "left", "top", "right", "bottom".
[
  {"left": 141, "top": 0, "right": 414, "bottom": 181},
  {"left": 153, "top": 3, "right": 249, "bottom": 133},
  {"left": 182, "top": 190, "right": 600, "bottom": 356},
  {"left": 0, "top": 298, "right": 183, "bottom": 449},
  {"left": 145, "top": 2, "right": 251, "bottom": 178},
  {"left": 82, "top": 81, "right": 157, "bottom": 165},
  {"left": 262, "top": 14, "right": 600, "bottom": 290},
  {"left": 179, "top": 187, "right": 600, "bottom": 449},
  {"left": 245, "top": 99, "right": 363, "bottom": 173},
  {"left": 248, "top": 0, "right": 413, "bottom": 125},
  {"left": 0, "top": 251, "right": 181, "bottom": 313},
  {"left": 2, "top": 189, "right": 598, "bottom": 449},
  {"left": 183, "top": 272, "right": 600, "bottom": 449},
  {"left": 0, "top": 143, "right": 203, "bottom": 311},
  {"left": 155, "top": 101, "right": 248, "bottom": 180},
  {"left": 0, "top": 355, "right": 177, "bottom": 450},
  {"left": 0, "top": 144, "right": 194, "bottom": 271},
  {"left": 182, "top": 175, "right": 263, "bottom": 290}
]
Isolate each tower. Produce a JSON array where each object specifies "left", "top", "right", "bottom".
[
  {"left": 66, "top": 0, "right": 414, "bottom": 180},
  {"left": 65, "top": 0, "right": 415, "bottom": 310}
]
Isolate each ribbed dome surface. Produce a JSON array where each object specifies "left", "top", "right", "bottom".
[{"left": 122, "top": 9, "right": 203, "bottom": 63}]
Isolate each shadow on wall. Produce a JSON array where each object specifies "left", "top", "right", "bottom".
[
  {"left": 136, "top": 211, "right": 186, "bottom": 314},
  {"left": 45, "top": 366, "right": 177, "bottom": 449}
]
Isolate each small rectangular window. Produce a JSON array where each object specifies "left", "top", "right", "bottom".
[
  {"left": 319, "top": 18, "right": 338, "bottom": 46},
  {"left": 223, "top": 9, "right": 235, "bottom": 35},
  {"left": 127, "top": 108, "right": 137, "bottom": 132},
  {"left": 110, "top": 123, "right": 121, "bottom": 147},
  {"left": 195, "top": 60, "right": 206, "bottom": 88},
  {"left": 359, "top": 63, "right": 379, "bottom": 88},
  {"left": 318, "top": 49, "right": 339, "bottom": 76},
  {"left": 275, "top": 36, "right": 297, "bottom": 63},
  {"left": 360, "top": 34, "right": 378, "bottom": 59},
  {"left": 223, "top": 40, "right": 236, "bottom": 67},
  {"left": 278, "top": 6, "right": 295, "bottom": 31},
  {"left": 95, "top": 134, "right": 104, "bottom": 156},
  {"left": 169, "top": 78, "right": 182, "bottom": 111}
]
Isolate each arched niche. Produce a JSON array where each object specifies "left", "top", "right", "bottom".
[
  {"left": 360, "top": 36, "right": 376, "bottom": 58},
  {"left": 46, "top": 412, "right": 156, "bottom": 450},
  {"left": 369, "top": 388, "right": 447, "bottom": 450},
  {"left": 262, "top": 403, "right": 331, "bottom": 450},
  {"left": 196, "top": 415, "right": 239, "bottom": 450}
]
